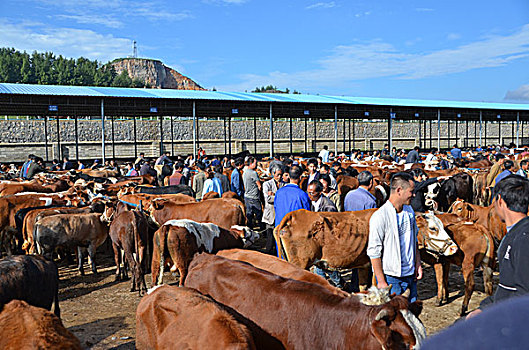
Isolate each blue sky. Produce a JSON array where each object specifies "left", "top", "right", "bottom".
[{"left": 1, "top": 0, "right": 529, "bottom": 102}]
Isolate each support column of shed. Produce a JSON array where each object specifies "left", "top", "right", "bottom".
[
  {"left": 74, "top": 114, "right": 79, "bottom": 161},
  {"left": 269, "top": 104, "right": 274, "bottom": 158},
  {"left": 517, "top": 112, "right": 520, "bottom": 147},
  {"left": 133, "top": 115, "right": 137, "bottom": 158},
  {"left": 101, "top": 99, "right": 105, "bottom": 163},
  {"left": 437, "top": 109, "right": 441, "bottom": 151},
  {"left": 44, "top": 116, "right": 49, "bottom": 162}
]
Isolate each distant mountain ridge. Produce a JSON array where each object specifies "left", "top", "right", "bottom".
[{"left": 110, "top": 58, "right": 204, "bottom": 90}]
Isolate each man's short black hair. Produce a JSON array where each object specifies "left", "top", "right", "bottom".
[
  {"left": 494, "top": 174, "right": 529, "bottom": 213},
  {"left": 414, "top": 146, "right": 420, "bottom": 151},
  {"left": 358, "top": 171, "right": 373, "bottom": 187},
  {"left": 234, "top": 158, "right": 243, "bottom": 167},
  {"left": 308, "top": 180, "right": 323, "bottom": 193},
  {"left": 319, "top": 173, "right": 332, "bottom": 186},
  {"left": 320, "top": 164, "right": 330, "bottom": 171},
  {"left": 323, "top": 145, "right": 328, "bottom": 150},
  {"left": 521, "top": 160, "right": 528, "bottom": 167},
  {"left": 174, "top": 162, "right": 184, "bottom": 170},
  {"left": 504, "top": 160, "right": 514, "bottom": 170},
  {"left": 390, "top": 172, "right": 414, "bottom": 192},
  {"left": 496, "top": 153, "right": 506, "bottom": 162},
  {"left": 307, "top": 158, "right": 318, "bottom": 167},
  {"left": 289, "top": 165, "right": 303, "bottom": 180},
  {"left": 197, "top": 162, "right": 206, "bottom": 171}
]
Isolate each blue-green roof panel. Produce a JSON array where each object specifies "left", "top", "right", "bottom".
[{"left": 1, "top": 83, "right": 528, "bottom": 111}]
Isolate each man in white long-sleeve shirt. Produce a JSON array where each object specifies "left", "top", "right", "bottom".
[{"left": 367, "top": 171, "right": 422, "bottom": 302}]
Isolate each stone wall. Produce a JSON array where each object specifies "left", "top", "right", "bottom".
[{"left": 0, "top": 118, "right": 525, "bottom": 162}]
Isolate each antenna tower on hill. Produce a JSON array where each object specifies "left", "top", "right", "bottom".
[{"left": 132, "top": 40, "right": 138, "bottom": 58}]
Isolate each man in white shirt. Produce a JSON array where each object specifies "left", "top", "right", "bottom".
[
  {"left": 318, "top": 145, "right": 330, "bottom": 163},
  {"left": 367, "top": 172, "right": 422, "bottom": 302}
]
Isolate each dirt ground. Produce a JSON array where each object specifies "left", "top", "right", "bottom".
[{"left": 59, "top": 249, "right": 493, "bottom": 349}]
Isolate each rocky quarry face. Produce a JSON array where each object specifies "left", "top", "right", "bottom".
[{"left": 111, "top": 58, "right": 204, "bottom": 90}]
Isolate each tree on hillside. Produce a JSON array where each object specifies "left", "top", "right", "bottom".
[
  {"left": 0, "top": 47, "right": 149, "bottom": 88},
  {"left": 112, "top": 70, "right": 133, "bottom": 87}
]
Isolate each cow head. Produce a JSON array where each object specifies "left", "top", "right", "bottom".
[
  {"left": 230, "top": 225, "right": 260, "bottom": 248},
  {"left": 448, "top": 200, "right": 475, "bottom": 221},
  {"left": 424, "top": 182, "right": 441, "bottom": 210},
  {"left": 369, "top": 296, "right": 425, "bottom": 350},
  {"left": 101, "top": 202, "right": 116, "bottom": 223},
  {"left": 417, "top": 213, "right": 458, "bottom": 256}
]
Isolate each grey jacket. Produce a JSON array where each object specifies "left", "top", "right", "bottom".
[{"left": 262, "top": 179, "right": 283, "bottom": 225}]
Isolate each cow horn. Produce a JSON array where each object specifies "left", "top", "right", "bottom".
[
  {"left": 375, "top": 309, "right": 390, "bottom": 321},
  {"left": 402, "top": 288, "right": 411, "bottom": 299}
]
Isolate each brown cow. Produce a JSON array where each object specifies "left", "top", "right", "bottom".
[
  {"left": 0, "top": 300, "right": 82, "bottom": 350},
  {"left": 274, "top": 209, "right": 375, "bottom": 270},
  {"left": 0, "top": 255, "right": 60, "bottom": 317},
  {"left": 151, "top": 220, "right": 259, "bottom": 285},
  {"left": 22, "top": 206, "right": 94, "bottom": 254},
  {"left": 421, "top": 214, "right": 495, "bottom": 315},
  {"left": 336, "top": 175, "right": 359, "bottom": 210},
  {"left": 185, "top": 253, "right": 426, "bottom": 350},
  {"left": 146, "top": 197, "right": 246, "bottom": 230},
  {"left": 0, "top": 193, "right": 74, "bottom": 256},
  {"left": 136, "top": 285, "right": 255, "bottom": 350},
  {"left": 34, "top": 213, "right": 110, "bottom": 275},
  {"left": 217, "top": 249, "right": 348, "bottom": 297},
  {"left": 0, "top": 179, "right": 69, "bottom": 196},
  {"left": 275, "top": 209, "right": 456, "bottom": 273},
  {"left": 108, "top": 209, "right": 149, "bottom": 294},
  {"left": 202, "top": 190, "right": 221, "bottom": 200},
  {"left": 448, "top": 200, "right": 507, "bottom": 243}
]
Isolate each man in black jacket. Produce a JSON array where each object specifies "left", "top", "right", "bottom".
[{"left": 467, "top": 174, "right": 529, "bottom": 319}]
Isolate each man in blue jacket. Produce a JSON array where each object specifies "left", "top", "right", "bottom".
[
  {"left": 230, "top": 158, "right": 245, "bottom": 197},
  {"left": 274, "top": 164, "right": 311, "bottom": 228},
  {"left": 450, "top": 144, "right": 462, "bottom": 159}
]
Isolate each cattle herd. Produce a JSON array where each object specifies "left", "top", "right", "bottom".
[{"left": 0, "top": 147, "right": 519, "bottom": 349}]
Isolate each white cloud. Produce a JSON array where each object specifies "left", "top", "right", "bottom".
[
  {"left": 33, "top": 0, "right": 193, "bottom": 27},
  {"left": 447, "top": 33, "right": 461, "bottom": 40},
  {"left": 416, "top": 8, "right": 434, "bottom": 12},
  {"left": 0, "top": 19, "right": 131, "bottom": 62},
  {"left": 55, "top": 14, "right": 123, "bottom": 29},
  {"left": 202, "top": 0, "right": 249, "bottom": 5},
  {"left": 215, "top": 24, "right": 529, "bottom": 92},
  {"left": 505, "top": 85, "right": 529, "bottom": 101},
  {"left": 306, "top": 2, "right": 336, "bottom": 10}
]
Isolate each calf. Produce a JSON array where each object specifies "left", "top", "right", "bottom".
[
  {"left": 217, "top": 249, "right": 348, "bottom": 297},
  {"left": 34, "top": 213, "right": 109, "bottom": 275},
  {"left": 421, "top": 214, "right": 495, "bottom": 315},
  {"left": 136, "top": 285, "right": 255, "bottom": 350},
  {"left": 22, "top": 206, "right": 93, "bottom": 254},
  {"left": 109, "top": 210, "right": 149, "bottom": 294},
  {"left": 185, "top": 253, "right": 425, "bottom": 350},
  {"left": 0, "top": 300, "right": 81, "bottom": 350},
  {"left": 0, "top": 255, "right": 60, "bottom": 317},
  {"left": 151, "top": 220, "right": 258, "bottom": 286},
  {"left": 448, "top": 200, "right": 507, "bottom": 243}
]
